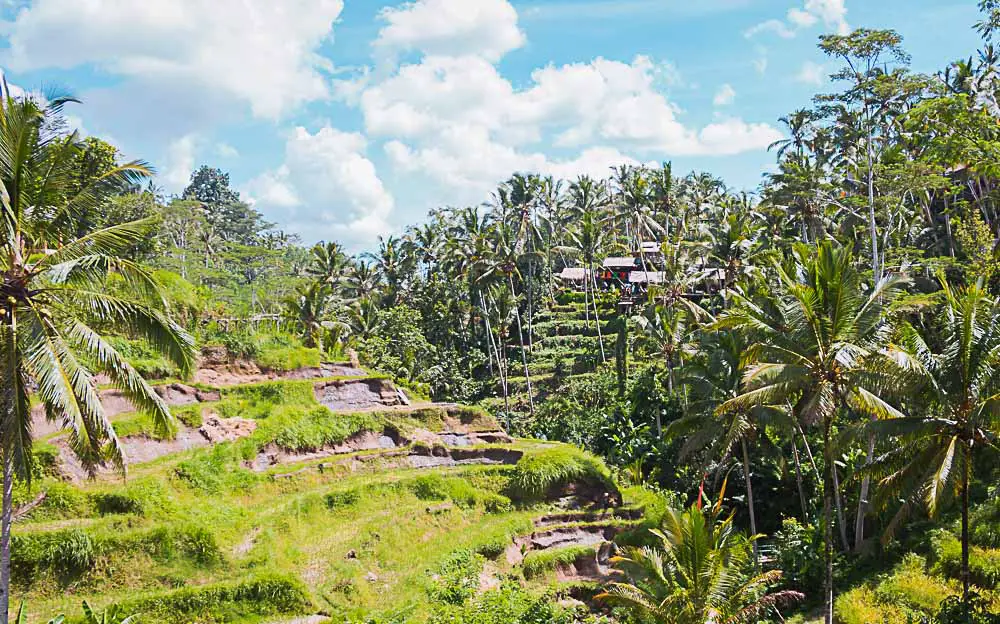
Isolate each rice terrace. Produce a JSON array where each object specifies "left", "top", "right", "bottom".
[{"left": 1, "top": 1, "right": 1000, "bottom": 623}]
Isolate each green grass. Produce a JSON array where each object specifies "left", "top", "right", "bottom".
[
  {"left": 521, "top": 545, "right": 596, "bottom": 579},
  {"left": 508, "top": 445, "right": 618, "bottom": 502},
  {"left": 109, "top": 573, "right": 313, "bottom": 624}
]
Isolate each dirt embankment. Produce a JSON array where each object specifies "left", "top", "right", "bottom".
[{"left": 313, "top": 378, "right": 405, "bottom": 412}]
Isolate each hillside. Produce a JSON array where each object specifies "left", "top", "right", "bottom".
[{"left": 11, "top": 348, "right": 657, "bottom": 624}]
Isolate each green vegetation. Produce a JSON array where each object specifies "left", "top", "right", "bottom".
[{"left": 8, "top": 5, "right": 1000, "bottom": 624}]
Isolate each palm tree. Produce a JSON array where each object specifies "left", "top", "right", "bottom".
[
  {"left": 599, "top": 493, "right": 802, "bottom": 624},
  {"left": 867, "top": 279, "right": 1000, "bottom": 605},
  {"left": 567, "top": 176, "right": 611, "bottom": 362},
  {"left": 0, "top": 93, "right": 195, "bottom": 623},
  {"left": 307, "top": 241, "right": 348, "bottom": 286},
  {"left": 718, "top": 241, "right": 906, "bottom": 624},
  {"left": 633, "top": 303, "right": 703, "bottom": 435},
  {"left": 475, "top": 222, "right": 541, "bottom": 419},
  {"left": 285, "top": 281, "right": 335, "bottom": 352},
  {"left": 667, "top": 332, "right": 765, "bottom": 565}
]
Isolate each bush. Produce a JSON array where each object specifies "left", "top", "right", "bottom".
[
  {"left": 430, "top": 550, "right": 485, "bottom": 606},
  {"left": 522, "top": 545, "right": 595, "bottom": 579},
  {"left": 112, "top": 573, "right": 312, "bottom": 623},
  {"left": 875, "top": 554, "right": 955, "bottom": 614},
  {"left": 772, "top": 517, "right": 824, "bottom": 592},
  {"left": 834, "top": 587, "right": 909, "bottom": 624},
  {"left": 507, "top": 446, "right": 618, "bottom": 502},
  {"left": 931, "top": 532, "right": 1000, "bottom": 589},
  {"left": 326, "top": 488, "right": 362, "bottom": 510}
]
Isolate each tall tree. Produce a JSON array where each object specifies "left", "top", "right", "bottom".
[
  {"left": 719, "top": 242, "right": 906, "bottom": 624},
  {"left": 0, "top": 93, "right": 195, "bottom": 624}
]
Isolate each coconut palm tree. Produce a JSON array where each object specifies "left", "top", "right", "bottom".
[
  {"left": 666, "top": 331, "right": 766, "bottom": 565},
  {"left": 0, "top": 93, "right": 195, "bottom": 623},
  {"left": 599, "top": 492, "right": 802, "bottom": 624},
  {"left": 285, "top": 281, "right": 335, "bottom": 352},
  {"left": 867, "top": 279, "right": 1000, "bottom": 606},
  {"left": 717, "top": 241, "right": 907, "bottom": 624}
]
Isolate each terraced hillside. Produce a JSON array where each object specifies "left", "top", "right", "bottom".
[
  {"left": 12, "top": 348, "right": 661, "bottom": 624},
  {"left": 483, "top": 290, "right": 619, "bottom": 415}
]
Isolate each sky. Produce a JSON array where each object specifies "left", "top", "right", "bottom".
[{"left": 0, "top": 0, "right": 985, "bottom": 252}]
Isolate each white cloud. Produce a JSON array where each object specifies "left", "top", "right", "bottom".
[
  {"left": 713, "top": 84, "right": 736, "bottom": 106},
  {"left": 374, "top": 0, "right": 525, "bottom": 63},
  {"left": 796, "top": 60, "right": 826, "bottom": 85},
  {"left": 161, "top": 134, "right": 199, "bottom": 193},
  {"left": 3, "top": 0, "right": 344, "bottom": 118},
  {"left": 746, "top": 0, "right": 849, "bottom": 39},
  {"left": 246, "top": 127, "right": 396, "bottom": 250},
  {"left": 216, "top": 143, "right": 240, "bottom": 158},
  {"left": 745, "top": 19, "right": 796, "bottom": 39}
]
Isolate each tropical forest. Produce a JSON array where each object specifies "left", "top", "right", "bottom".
[{"left": 4, "top": 2, "right": 1000, "bottom": 624}]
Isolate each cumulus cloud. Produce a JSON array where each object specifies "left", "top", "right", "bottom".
[
  {"left": 3, "top": 0, "right": 344, "bottom": 118},
  {"left": 796, "top": 60, "right": 826, "bottom": 85},
  {"left": 713, "top": 84, "right": 736, "bottom": 106},
  {"left": 374, "top": 0, "right": 526, "bottom": 62},
  {"left": 746, "top": 0, "right": 849, "bottom": 39},
  {"left": 161, "top": 134, "right": 199, "bottom": 193},
  {"left": 245, "top": 127, "right": 396, "bottom": 250},
  {"left": 352, "top": 51, "right": 780, "bottom": 195}
]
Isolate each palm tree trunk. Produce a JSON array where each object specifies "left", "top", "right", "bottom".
[
  {"left": 854, "top": 431, "right": 876, "bottom": 552},
  {"left": 741, "top": 437, "right": 759, "bottom": 567},
  {"left": 822, "top": 417, "right": 835, "bottom": 624},
  {"left": 480, "top": 293, "right": 509, "bottom": 419},
  {"left": 962, "top": 445, "right": 971, "bottom": 605},
  {"left": 527, "top": 259, "right": 534, "bottom": 352},
  {"left": 590, "top": 264, "right": 607, "bottom": 363},
  {"left": 1, "top": 452, "right": 13, "bottom": 624},
  {"left": 792, "top": 437, "right": 810, "bottom": 521},
  {"left": 832, "top": 461, "right": 850, "bottom": 552},
  {"left": 509, "top": 274, "right": 535, "bottom": 418}
]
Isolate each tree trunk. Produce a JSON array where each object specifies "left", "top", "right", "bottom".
[
  {"left": 480, "top": 294, "right": 509, "bottom": 420},
  {"left": 526, "top": 259, "right": 534, "bottom": 352},
  {"left": 854, "top": 430, "right": 876, "bottom": 552},
  {"left": 792, "top": 437, "right": 810, "bottom": 521},
  {"left": 822, "top": 417, "right": 835, "bottom": 624},
  {"left": 741, "top": 437, "right": 759, "bottom": 567},
  {"left": 590, "top": 264, "right": 607, "bottom": 363},
  {"left": 832, "top": 461, "right": 850, "bottom": 552},
  {"left": 962, "top": 445, "right": 971, "bottom": 605},
  {"left": 509, "top": 275, "right": 535, "bottom": 418},
  {"left": 1, "top": 452, "right": 13, "bottom": 624}
]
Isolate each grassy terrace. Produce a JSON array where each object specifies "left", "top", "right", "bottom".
[{"left": 13, "top": 372, "right": 638, "bottom": 624}]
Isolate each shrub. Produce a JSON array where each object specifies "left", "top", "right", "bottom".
[
  {"left": 507, "top": 446, "right": 618, "bottom": 502},
  {"left": 772, "top": 517, "right": 824, "bottom": 592},
  {"left": 326, "top": 488, "right": 362, "bottom": 510},
  {"left": 875, "top": 554, "right": 955, "bottom": 614},
  {"left": 112, "top": 573, "right": 312, "bottom": 623},
  {"left": 430, "top": 550, "right": 485, "bottom": 606},
  {"left": 931, "top": 532, "right": 1000, "bottom": 589},
  {"left": 834, "top": 587, "right": 909, "bottom": 624}
]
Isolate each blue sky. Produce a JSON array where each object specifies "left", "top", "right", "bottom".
[{"left": 0, "top": 0, "right": 984, "bottom": 251}]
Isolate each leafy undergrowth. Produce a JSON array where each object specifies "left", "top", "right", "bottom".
[{"left": 11, "top": 377, "right": 629, "bottom": 624}]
